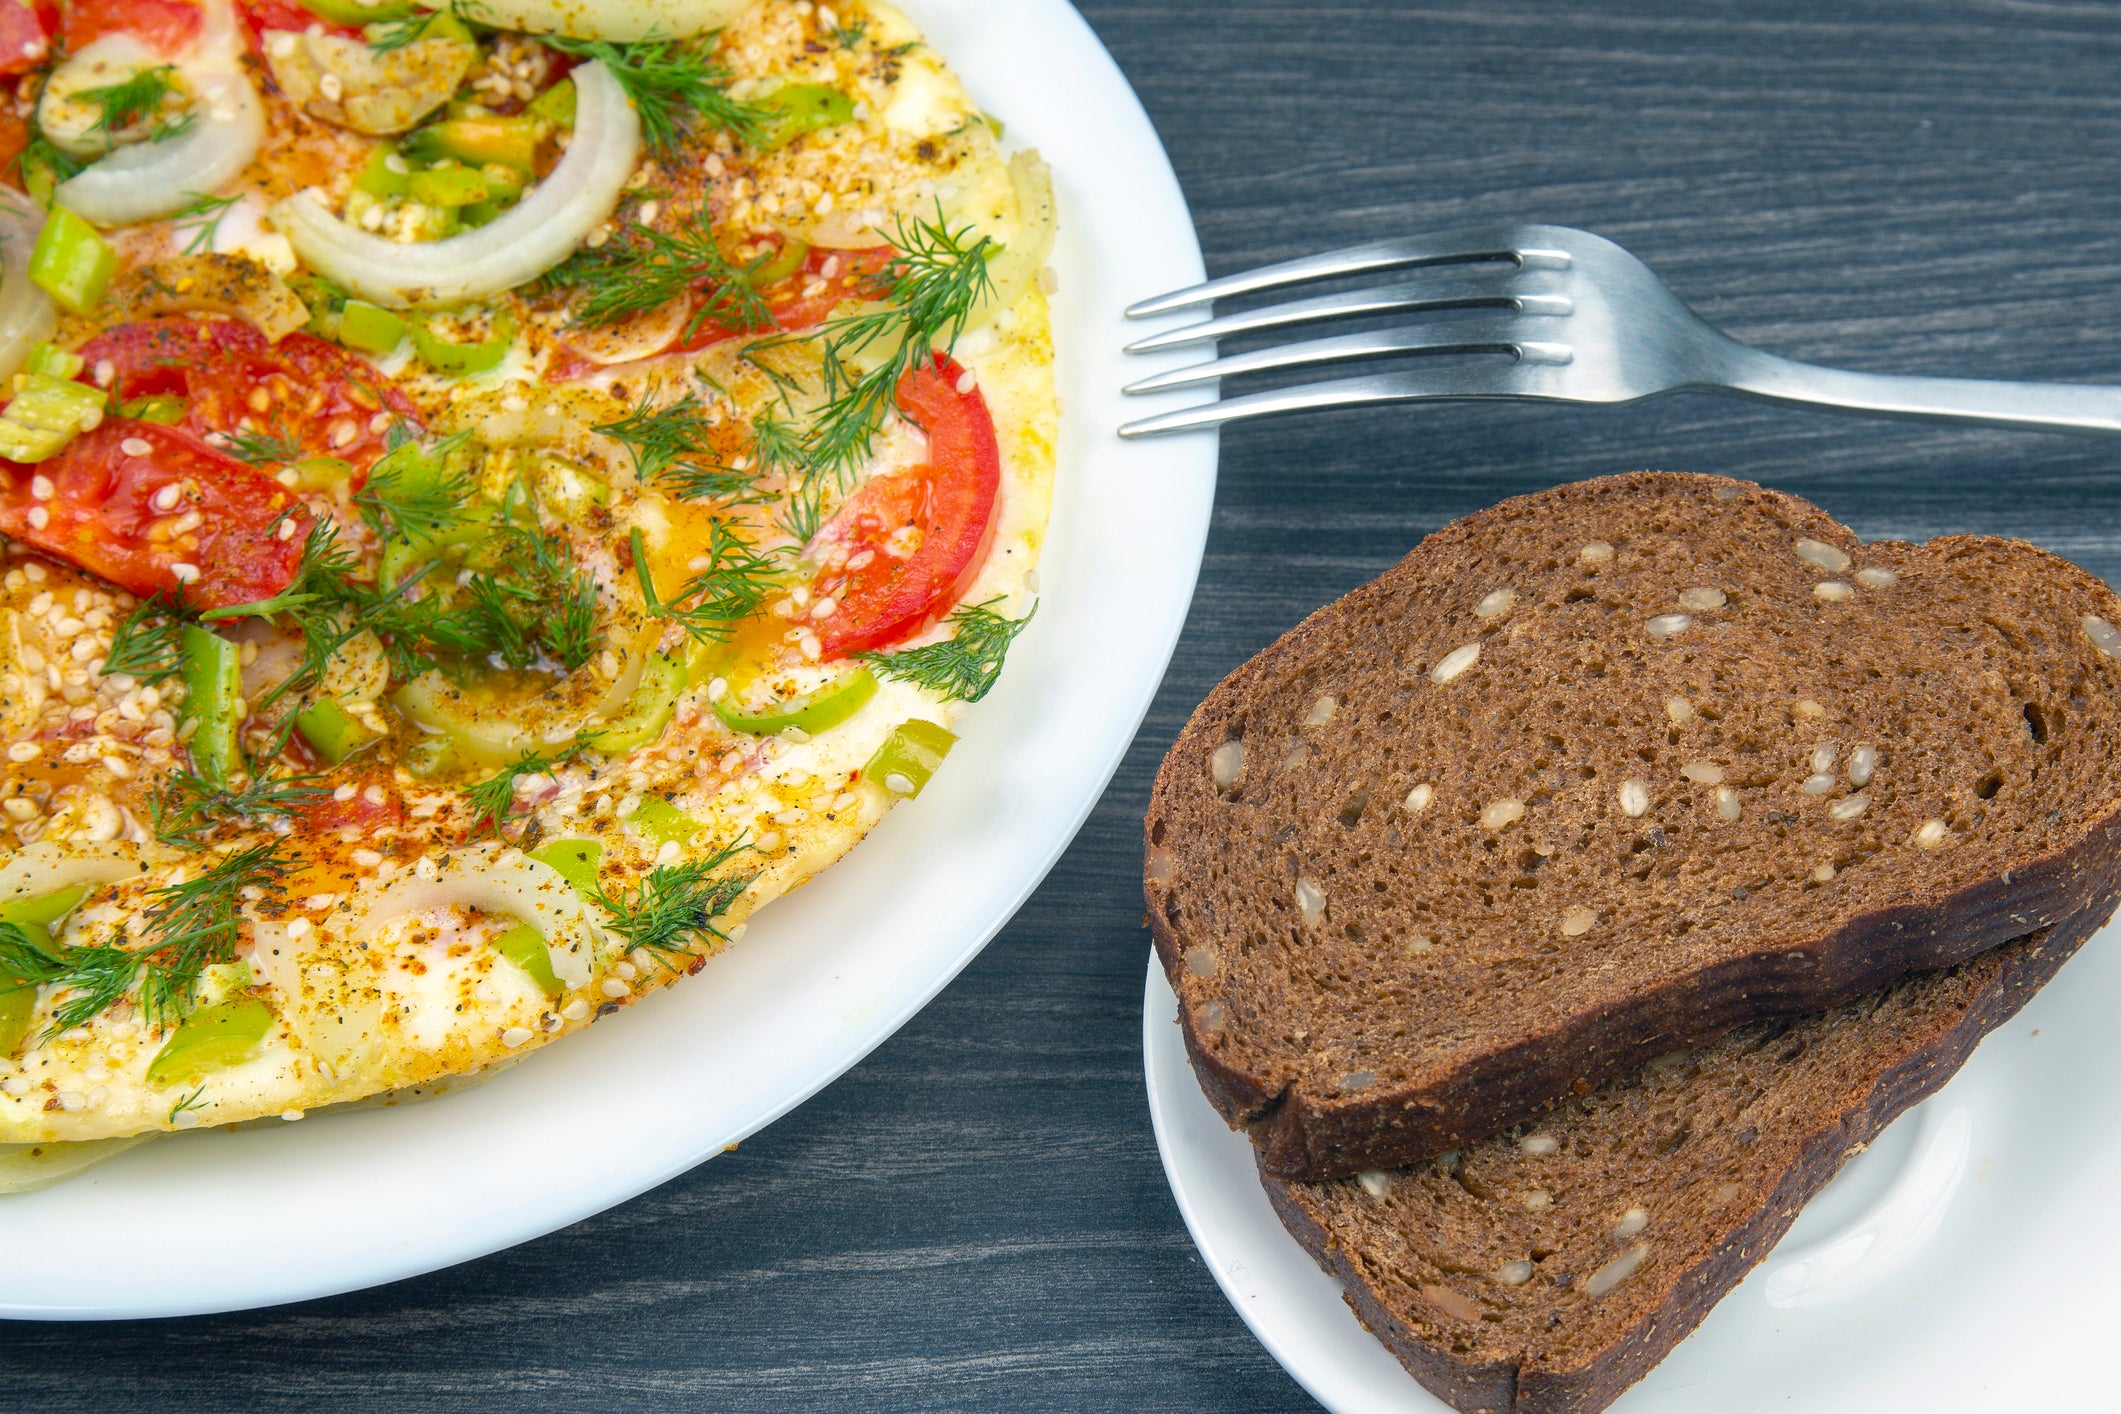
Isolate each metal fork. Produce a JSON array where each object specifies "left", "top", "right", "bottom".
[{"left": 1117, "top": 223, "right": 2121, "bottom": 438}]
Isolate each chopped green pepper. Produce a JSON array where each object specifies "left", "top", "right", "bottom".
[
  {"left": 300, "top": 0, "right": 416, "bottom": 23},
  {"left": 296, "top": 698, "right": 382, "bottom": 765},
  {"left": 29, "top": 207, "right": 116, "bottom": 316},
  {"left": 407, "top": 163, "right": 489, "bottom": 208},
  {"left": 588, "top": 650, "right": 686, "bottom": 753},
  {"left": 403, "top": 116, "right": 543, "bottom": 172},
  {"left": 145, "top": 999, "right": 273, "bottom": 1088},
  {"left": 532, "top": 455, "right": 608, "bottom": 522},
  {"left": 288, "top": 455, "right": 354, "bottom": 492},
  {"left": 179, "top": 623, "right": 243, "bottom": 788},
  {"left": 408, "top": 308, "right": 516, "bottom": 376},
  {"left": 337, "top": 299, "right": 408, "bottom": 354},
  {"left": 747, "top": 237, "right": 810, "bottom": 288},
  {"left": 491, "top": 922, "right": 562, "bottom": 997},
  {"left": 0, "top": 373, "right": 109, "bottom": 462},
  {"left": 528, "top": 838, "right": 604, "bottom": 899},
  {"left": 0, "top": 886, "right": 88, "bottom": 933},
  {"left": 714, "top": 667, "right": 877, "bottom": 737},
  {"left": 626, "top": 795, "right": 702, "bottom": 846},
  {"left": 526, "top": 78, "right": 575, "bottom": 128},
  {"left": 403, "top": 735, "right": 456, "bottom": 778},
  {"left": 118, "top": 394, "right": 187, "bottom": 425},
  {"left": 26, "top": 342, "right": 82, "bottom": 379},
  {"left": 758, "top": 83, "right": 855, "bottom": 150},
  {"left": 354, "top": 145, "right": 409, "bottom": 199},
  {"left": 861, "top": 718, "right": 957, "bottom": 798},
  {"left": 0, "top": 887, "right": 87, "bottom": 1057},
  {"left": 19, "top": 145, "right": 73, "bottom": 209}
]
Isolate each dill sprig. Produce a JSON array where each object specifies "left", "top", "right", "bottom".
[
  {"left": 464, "top": 741, "right": 591, "bottom": 839},
  {"left": 541, "top": 216, "right": 775, "bottom": 336},
  {"left": 630, "top": 523, "right": 783, "bottom": 643},
  {"left": 77, "top": 65, "right": 186, "bottom": 140},
  {"left": 353, "top": 439, "right": 477, "bottom": 543},
  {"left": 590, "top": 844, "right": 753, "bottom": 965},
  {"left": 104, "top": 596, "right": 187, "bottom": 685},
  {"left": 455, "top": 523, "right": 603, "bottom": 672},
  {"left": 858, "top": 599, "right": 1035, "bottom": 703},
  {"left": 135, "top": 842, "right": 288, "bottom": 1027},
  {"left": 745, "top": 213, "right": 994, "bottom": 480},
  {"left": 0, "top": 921, "right": 142, "bottom": 1040},
  {"left": 151, "top": 764, "right": 328, "bottom": 847},
  {"left": 170, "top": 191, "right": 238, "bottom": 255},
  {"left": 544, "top": 35, "right": 767, "bottom": 157},
  {"left": 592, "top": 390, "right": 762, "bottom": 503},
  {"left": 214, "top": 424, "right": 307, "bottom": 467}
]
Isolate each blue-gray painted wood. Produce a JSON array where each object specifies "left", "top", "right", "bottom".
[{"left": 8, "top": 1, "right": 2119, "bottom": 1407}]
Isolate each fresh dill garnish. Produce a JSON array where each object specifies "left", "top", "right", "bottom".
[
  {"left": 365, "top": 13, "right": 429, "bottom": 51},
  {"left": 14, "top": 131, "right": 83, "bottom": 190},
  {"left": 77, "top": 64, "right": 188, "bottom": 141},
  {"left": 774, "top": 474, "right": 826, "bottom": 545},
  {"left": 540, "top": 215, "right": 774, "bottom": 336},
  {"left": 746, "top": 213, "right": 993, "bottom": 479},
  {"left": 151, "top": 764, "right": 327, "bottom": 847},
  {"left": 543, "top": 35, "right": 767, "bottom": 157},
  {"left": 591, "top": 390, "right": 762, "bottom": 503},
  {"left": 352, "top": 437, "right": 476, "bottom": 543},
  {"left": 453, "top": 523, "right": 603, "bottom": 672},
  {"left": 630, "top": 523, "right": 783, "bottom": 642},
  {"left": 104, "top": 596, "right": 188, "bottom": 685},
  {"left": 214, "top": 424, "right": 307, "bottom": 467},
  {"left": 0, "top": 922, "right": 142, "bottom": 1040},
  {"left": 858, "top": 599, "right": 1035, "bottom": 703},
  {"left": 830, "top": 18, "right": 869, "bottom": 47},
  {"left": 134, "top": 842, "right": 288, "bottom": 1026},
  {"left": 464, "top": 741, "right": 591, "bottom": 838},
  {"left": 201, "top": 522, "right": 365, "bottom": 715},
  {"left": 169, "top": 1086, "right": 207, "bottom": 1122},
  {"left": 170, "top": 191, "right": 239, "bottom": 255},
  {"left": 590, "top": 844, "right": 753, "bottom": 966}
]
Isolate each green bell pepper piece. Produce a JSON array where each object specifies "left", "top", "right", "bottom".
[
  {"left": 354, "top": 145, "right": 409, "bottom": 198},
  {"left": 747, "top": 237, "right": 810, "bottom": 288},
  {"left": 528, "top": 838, "right": 603, "bottom": 899},
  {"left": 588, "top": 651, "right": 686, "bottom": 753},
  {"left": 26, "top": 342, "right": 82, "bottom": 379},
  {"left": 861, "top": 718, "right": 957, "bottom": 798},
  {"left": 118, "top": 394, "right": 187, "bottom": 425},
  {"left": 0, "top": 888, "right": 85, "bottom": 1058},
  {"left": 288, "top": 455, "right": 354, "bottom": 492},
  {"left": 491, "top": 922, "right": 562, "bottom": 997},
  {"left": 338, "top": 299, "right": 407, "bottom": 354},
  {"left": 0, "top": 886, "right": 88, "bottom": 933},
  {"left": 758, "top": 83, "right": 855, "bottom": 150},
  {"left": 626, "top": 795, "right": 702, "bottom": 846},
  {"left": 296, "top": 697, "right": 382, "bottom": 765},
  {"left": 714, "top": 667, "right": 877, "bottom": 737},
  {"left": 403, "top": 117, "right": 542, "bottom": 172},
  {"left": 145, "top": 999, "right": 273, "bottom": 1088},
  {"left": 526, "top": 78, "right": 575, "bottom": 127},
  {"left": 402, "top": 735, "right": 455, "bottom": 778},
  {"left": 300, "top": 0, "right": 416, "bottom": 23},
  {"left": 29, "top": 207, "right": 116, "bottom": 316},
  {"left": 409, "top": 308, "right": 516, "bottom": 376},
  {"left": 179, "top": 623, "right": 243, "bottom": 788},
  {"left": 407, "top": 163, "right": 489, "bottom": 208}
]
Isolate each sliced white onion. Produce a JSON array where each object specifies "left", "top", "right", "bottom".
[
  {"left": 0, "top": 191, "right": 57, "bottom": 386},
  {"left": 346, "top": 842, "right": 608, "bottom": 988},
  {"left": 54, "top": 65, "right": 265, "bottom": 227},
  {"left": 37, "top": 34, "right": 166, "bottom": 160},
  {"left": 970, "top": 150, "right": 1057, "bottom": 329},
  {"left": 417, "top": 0, "right": 750, "bottom": 40},
  {"left": 0, "top": 1137, "right": 156, "bottom": 1193},
  {"left": 272, "top": 60, "right": 641, "bottom": 309},
  {"left": 0, "top": 840, "right": 148, "bottom": 913}
]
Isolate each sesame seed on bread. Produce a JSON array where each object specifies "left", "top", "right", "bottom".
[
  {"left": 1262, "top": 909, "right": 2095, "bottom": 1414},
  {"left": 1145, "top": 472, "right": 2121, "bottom": 1180}
]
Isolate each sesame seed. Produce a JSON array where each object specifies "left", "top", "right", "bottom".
[
  {"left": 1612, "top": 1207, "right": 1649, "bottom": 1239},
  {"left": 561, "top": 998, "right": 590, "bottom": 1020},
  {"left": 1646, "top": 613, "right": 1692, "bottom": 639},
  {"left": 600, "top": 978, "right": 630, "bottom": 998},
  {"left": 1810, "top": 742, "right": 1838, "bottom": 774},
  {"left": 1430, "top": 642, "right": 1480, "bottom": 683},
  {"left": 1829, "top": 794, "right": 1870, "bottom": 821},
  {"left": 319, "top": 72, "right": 343, "bottom": 101},
  {"left": 2084, "top": 614, "right": 2121, "bottom": 659},
  {"left": 1847, "top": 745, "right": 1876, "bottom": 786},
  {"left": 1715, "top": 786, "right": 1741, "bottom": 821},
  {"left": 1802, "top": 774, "right": 1835, "bottom": 795},
  {"left": 1813, "top": 580, "right": 1854, "bottom": 602},
  {"left": 1856, "top": 567, "right": 1899, "bottom": 588},
  {"left": 1474, "top": 587, "right": 1514, "bottom": 618},
  {"left": 1295, "top": 877, "right": 1326, "bottom": 926},
  {"left": 150, "top": 483, "right": 182, "bottom": 512},
  {"left": 1560, "top": 906, "right": 1596, "bottom": 937},
  {"left": 754, "top": 831, "right": 783, "bottom": 852},
  {"left": 1403, "top": 783, "right": 1434, "bottom": 812},
  {"left": 1794, "top": 699, "right": 1825, "bottom": 719},
  {"left": 119, "top": 437, "right": 152, "bottom": 457},
  {"left": 1480, "top": 798, "right": 1525, "bottom": 830},
  {"left": 501, "top": 1025, "right": 533, "bottom": 1047},
  {"left": 1498, "top": 1260, "right": 1534, "bottom": 1286},
  {"left": 955, "top": 369, "right": 978, "bottom": 394},
  {"left": 170, "top": 562, "right": 199, "bottom": 583},
  {"left": 28, "top": 474, "right": 53, "bottom": 499},
  {"left": 1681, "top": 761, "right": 1724, "bottom": 785},
  {"left": 1677, "top": 587, "right": 1725, "bottom": 611},
  {"left": 6, "top": 741, "right": 38, "bottom": 762},
  {"left": 1578, "top": 541, "right": 1613, "bottom": 563},
  {"left": 351, "top": 848, "right": 383, "bottom": 867},
  {"left": 1522, "top": 1188, "right": 1553, "bottom": 1210},
  {"left": 25, "top": 506, "right": 47, "bottom": 530},
  {"left": 1619, "top": 779, "right": 1649, "bottom": 816},
  {"left": 1795, "top": 539, "right": 1852, "bottom": 573},
  {"left": 1519, "top": 1132, "right": 1559, "bottom": 1156}
]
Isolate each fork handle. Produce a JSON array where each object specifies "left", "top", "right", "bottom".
[{"left": 1716, "top": 349, "right": 2121, "bottom": 435}]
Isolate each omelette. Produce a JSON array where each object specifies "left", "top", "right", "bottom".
[{"left": 0, "top": 0, "right": 1056, "bottom": 1177}]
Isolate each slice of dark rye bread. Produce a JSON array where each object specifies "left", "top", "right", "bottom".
[
  {"left": 1260, "top": 909, "right": 2097, "bottom": 1414},
  {"left": 1146, "top": 472, "right": 2121, "bottom": 1180}
]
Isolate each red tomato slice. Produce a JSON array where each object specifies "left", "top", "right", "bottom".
[
  {"left": 0, "top": 0, "right": 54, "bottom": 77},
  {"left": 0, "top": 105, "right": 28, "bottom": 190},
  {"left": 0, "top": 420, "right": 311, "bottom": 610},
  {"left": 75, "top": 316, "right": 418, "bottom": 472},
  {"left": 63, "top": 0, "right": 199, "bottom": 53},
  {"left": 808, "top": 353, "right": 1001, "bottom": 657},
  {"left": 237, "top": 0, "right": 357, "bottom": 47},
  {"left": 295, "top": 773, "right": 403, "bottom": 830}
]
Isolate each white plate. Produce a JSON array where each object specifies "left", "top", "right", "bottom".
[
  {"left": 0, "top": 1, "right": 1219, "bottom": 1321},
  {"left": 1146, "top": 921, "right": 2121, "bottom": 1413}
]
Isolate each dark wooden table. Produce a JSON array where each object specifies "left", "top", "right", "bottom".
[{"left": 13, "top": 1, "right": 2121, "bottom": 1407}]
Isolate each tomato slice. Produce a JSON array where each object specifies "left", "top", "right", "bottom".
[
  {"left": 808, "top": 353, "right": 1001, "bottom": 657},
  {"left": 75, "top": 316, "right": 418, "bottom": 473},
  {"left": 0, "top": 0, "right": 54, "bottom": 77},
  {"left": 63, "top": 0, "right": 199, "bottom": 53},
  {"left": 294, "top": 773, "right": 403, "bottom": 830},
  {"left": 0, "top": 420, "right": 311, "bottom": 610},
  {"left": 236, "top": 0, "right": 357, "bottom": 47}
]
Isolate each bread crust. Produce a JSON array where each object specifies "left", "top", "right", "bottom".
[
  {"left": 1146, "top": 472, "right": 2121, "bottom": 1179},
  {"left": 1257, "top": 906, "right": 2097, "bottom": 1414}
]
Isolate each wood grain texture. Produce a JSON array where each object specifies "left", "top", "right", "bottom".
[{"left": 7, "top": 1, "right": 2121, "bottom": 1407}]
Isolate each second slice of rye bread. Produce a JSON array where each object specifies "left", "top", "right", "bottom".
[
  {"left": 1147, "top": 472, "right": 2121, "bottom": 1180},
  {"left": 1264, "top": 909, "right": 2098, "bottom": 1414}
]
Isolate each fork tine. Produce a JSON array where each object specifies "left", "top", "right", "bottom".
[
  {"left": 1123, "top": 225, "right": 1572, "bottom": 319},
  {"left": 1123, "top": 274, "right": 1566, "bottom": 354},
  {"left": 1118, "top": 365, "right": 1532, "bottom": 438},
  {"left": 1122, "top": 322, "right": 1572, "bottom": 395}
]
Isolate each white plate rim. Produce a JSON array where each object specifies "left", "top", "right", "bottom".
[{"left": 0, "top": 0, "right": 1218, "bottom": 1321}]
